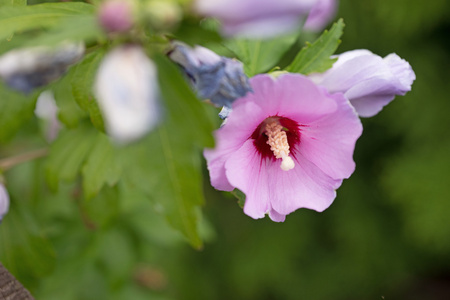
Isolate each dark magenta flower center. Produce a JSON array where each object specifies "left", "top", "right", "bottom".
[{"left": 251, "top": 116, "right": 301, "bottom": 161}]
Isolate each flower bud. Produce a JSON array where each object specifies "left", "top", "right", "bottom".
[
  {"left": 168, "top": 42, "right": 251, "bottom": 118},
  {"left": 0, "top": 184, "right": 9, "bottom": 222},
  {"left": 144, "top": 0, "right": 182, "bottom": 29},
  {"left": 98, "top": 0, "right": 135, "bottom": 33},
  {"left": 0, "top": 43, "right": 84, "bottom": 93},
  {"left": 94, "top": 45, "right": 160, "bottom": 143}
]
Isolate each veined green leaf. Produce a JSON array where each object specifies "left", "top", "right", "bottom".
[
  {"left": 286, "top": 19, "right": 344, "bottom": 74},
  {"left": 24, "top": 14, "right": 104, "bottom": 47},
  {"left": 70, "top": 48, "right": 107, "bottom": 132},
  {"left": 51, "top": 72, "right": 87, "bottom": 128},
  {"left": 0, "top": 83, "right": 38, "bottom": 143},
  {"left": 82, "top": 133, "right": 122, "bottom": 200},
  {"left": 129, "top": 55, "right": 216, "bottom": 248},
  {"left": 0, "top": 2, "right": 96, "bottom": 40},
  {"left": 225, "top": 32, "right": 300, "bottom": 76},
  {"left": 153, "top": 55, "right": 214, "bottom": 148},
  {"left": 45, "top": 125, "right": 97, "bottom": 191}
]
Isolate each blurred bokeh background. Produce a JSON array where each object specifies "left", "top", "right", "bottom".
[{"left": 2, "top": 0, "right": 450, "bottom": 299}]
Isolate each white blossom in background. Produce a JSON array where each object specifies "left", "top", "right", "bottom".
[
  {"left": 35, "top": 91, "right": 61, "bottom": 142},
  {"left": 94, "top": 45, "right": 160, "bottom": 143},
  {"left": 0, "top": 42, "right": 84, "bottom": 93},
  {"left": 0, "top": 184, "right": 9, "bottom": 222}
]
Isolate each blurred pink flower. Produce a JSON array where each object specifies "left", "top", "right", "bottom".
[
  {"left": 98, "top": 0, "right": 134, "bottom": 33},
  {"left": 309, "top": 49, "right": 416, "bottom": 117},
  {"left": 0, "top": 184, "right": 9, "bottom": 222},
  {"left": 304, "top": 0, "right": 338, "bottom": 31},
  {"left": 194, "top": 0, "right": 318, "bottom": 38},
  {"left": 204, "top": 74, "right": 362, "bottom": 221}
]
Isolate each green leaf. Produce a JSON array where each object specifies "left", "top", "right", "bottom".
[
  {"left": 98, "top": 227, "right": 135, "bottom": 282},
  {"left": 70, "top": 48, "right": 107, "bottom": 132},
  {"left": 25, "top": 15, "right": 104, "bottom": 47},
  {"left": 231, "top": 189, "right": 246, "bottom": 208},
  {"left": 0, "top": 201, "right": 56, "bottom": 284},
  {"left": 51, "top": 73, "right": 87, "bottom": 128},
  {"left": 153, "top": 55, "right": 214, "bottom": 148},
  {"left": 225, "top": 32, "right": 300, "bottom": 76},
  {"left": 45, "top": 125, "right": 97, "bottom": 191},
  {"left": 139, "top": 127, "right": 205, "bottom": 249},
  {"left": 0, "top": 0, "right": 26, "bottom": 7},
  {"left": 124, "top": 55, "right": 216, "bottom": 248},
  {"left": 286, "top": 19, "right": 344, "bottom": 74},
  {"left": 0, "top": 83, "right": 38, "bottom": 142},
  {"left": 82, "top": 133, "right": 122, "bottom": 199},
  {"left": 0, "top": 2, "right": 96, "bottom": 40},
  {"left": 80, "top": 185, "right": 120, "bottom": 230}
]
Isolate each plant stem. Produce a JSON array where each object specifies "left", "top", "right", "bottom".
[{"left": 0, "top": 148, "right": 48, "bottom": 172}]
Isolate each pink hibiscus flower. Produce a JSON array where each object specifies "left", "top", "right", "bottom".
[{"left": 204, "top": 74, "right": 362, "bottom": 222}]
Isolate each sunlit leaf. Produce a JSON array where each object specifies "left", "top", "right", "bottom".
[
  {"left": 0, "top": 2, "right": 96, "bottom": 40},
  {"left": 286, "top": 19, "right": 344, "bottom": 74},
  {"left": 25, "top": 14, "right": 104, "bottom": 47},
  {"left": 0, "top": 0, "right": 26, "bottom": 7},
  {"left": 225, "top": 32, "right": 299, "bottom": 76}
]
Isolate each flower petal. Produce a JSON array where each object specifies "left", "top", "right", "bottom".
[
  {"left": 224, "top": 140, "right": 271, "bottom": 219},
  {"left": 310, "top": 50, "right": 415, "bottom": 117},
  {"left": 299, "top": 92, "right": 362, "bottom": 179},
  {"left": 268, "top": 209, "right": 286, "bottom": 222},
  {"left": 204, "top": 100, "right": 265, "bottom": 191},
  {"left": 304, "top": 0, "right": 338, "bottom": 32},
  {"left": 195, "top": 0, "right": 318, "bottom": 38},
  {"left": 266, "top": 150, "right": 342, "bottom": 216},
  {"left": 248, "top": 74, "right": 338, "bottom": 123},
  {"left": 225, "top": 140, "right": 341, "bottom": 219}
]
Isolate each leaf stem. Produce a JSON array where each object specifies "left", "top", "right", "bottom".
[{"left": 0, "top": 148, "right": 48, "bottom": 172}]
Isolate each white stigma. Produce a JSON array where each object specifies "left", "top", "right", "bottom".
[
  {"left": 280, "top": 154, "right": 295, "bottom": 171},
  {"left": 265, "top": 121, "right": 295, "bottom": 171}
]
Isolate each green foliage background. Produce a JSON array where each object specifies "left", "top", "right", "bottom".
[{"left": 1, "top": 0, "right": 450, "bottom": 299}]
